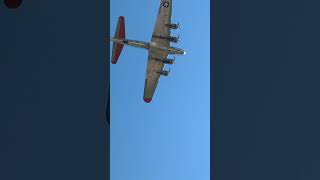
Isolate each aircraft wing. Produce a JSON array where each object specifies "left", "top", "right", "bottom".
[{"left": 143, "top": 0, "right": 172, "bottom": 103}]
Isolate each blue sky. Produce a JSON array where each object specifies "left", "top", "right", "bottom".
[{"left": 110, "top": 0, "right": 210, "bottom": 180}]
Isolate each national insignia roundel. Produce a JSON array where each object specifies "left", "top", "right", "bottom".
[{"left": 162, "top": 1, "right": 169, "bottom": 8}]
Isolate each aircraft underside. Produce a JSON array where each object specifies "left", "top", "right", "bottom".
[{"left": 110, "top": 0, "right": 186, "bottom": 103}]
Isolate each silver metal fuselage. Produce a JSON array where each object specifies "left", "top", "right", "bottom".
[{"left": 110, "top": 37, "right": 185, "bottom": 55}]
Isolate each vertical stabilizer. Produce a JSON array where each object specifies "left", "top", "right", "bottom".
[{"left": 111, "top": 16, "right": 126, "bottom": 64}]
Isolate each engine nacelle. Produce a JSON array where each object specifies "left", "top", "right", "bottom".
[
  {"left": 167, "top": 36, "right": 179, "bottom": 43},
  {"left": 154, "top": 57, "right": 175, "bottom": 64},
  {"left": 166, "top": 23, "right": 179, "bottom": 30},
  {"left": 158, "top": 70, "right": 170, "bottom": 76},
  {"left": 162, "top": 58, "right": 175, "bottom": 64}
]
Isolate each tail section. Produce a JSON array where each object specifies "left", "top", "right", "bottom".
[{"left": 111, "top": 16, "right": 126, "bottom": 64}]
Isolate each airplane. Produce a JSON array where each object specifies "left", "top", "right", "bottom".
[{"left": 110, "top": 0, "right": 186, "bottom": 103}]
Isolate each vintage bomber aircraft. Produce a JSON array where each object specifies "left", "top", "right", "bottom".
[{"left": 110, "top": 0, "right": 186, "bottom": 103}]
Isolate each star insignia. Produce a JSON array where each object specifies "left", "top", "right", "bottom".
[{"left": 163, "top": 1, "right": 170, "bottom": 8}]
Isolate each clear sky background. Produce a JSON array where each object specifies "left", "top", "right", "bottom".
[{"left": 110, "top": 0, "right": 210, "bottom": 180}]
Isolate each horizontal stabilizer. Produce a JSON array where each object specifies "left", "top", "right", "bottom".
[{"left": 111, "top": 16, "right": 126, "bottom": 64}]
